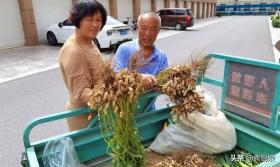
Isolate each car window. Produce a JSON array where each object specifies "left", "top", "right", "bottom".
[
  {"left": 106, "top": 18, "right": 122, "bottom": 25},
  {"left": 166, "top": 9, "right": 176, "bottom": 15},
  {"left": 186, "top": 9, "right": 192, "bottom": 16},
  {"left": 176, "top": 9, "right": 185, "bottom": 15},
  {"left": 158, "top": 10, "right": 165, "bottom": 16}
]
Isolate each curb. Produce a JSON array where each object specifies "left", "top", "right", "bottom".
[{"left": 268, "top": 19, "right": 280, "bottom": 63}]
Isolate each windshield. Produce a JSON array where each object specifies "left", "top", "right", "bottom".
[{"left": 106, "top": 17, "right": 122, "bottom": 25}]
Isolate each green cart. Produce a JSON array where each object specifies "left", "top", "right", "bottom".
[{"left": 21, "top": 53, "right": 280, "bottom": 167}]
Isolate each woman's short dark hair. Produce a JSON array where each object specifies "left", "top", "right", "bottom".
[{"left": 69, "top": 0, "right": 107, "bottom": 29}]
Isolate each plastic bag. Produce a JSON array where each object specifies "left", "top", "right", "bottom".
[
  {"left": 42, "top": 137, "right": 85, "bottom": 167},
  {"left": 149, "top": 86, "right": 237, "bottom": 154}
]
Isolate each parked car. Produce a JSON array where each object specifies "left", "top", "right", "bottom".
[
  {"left": 45, "top": 16, "right": 133, "bottom": 51},
  {"left": 123, "top": 17, "right": 137, "bottom": 30},
  {"left": 156, "top": 8, "right": 194, "bottom": 30}
]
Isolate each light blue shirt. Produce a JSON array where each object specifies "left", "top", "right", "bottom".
[{"left": 113, "top": 40, "right": 168, "bottom": 75}]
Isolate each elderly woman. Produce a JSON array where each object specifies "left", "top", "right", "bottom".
[{"left": 59, "top": 0, "right": 107, "bottom": 131}]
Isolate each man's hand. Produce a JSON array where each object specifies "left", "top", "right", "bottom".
[{"left": 142, "top": 74, "right": 156, "bottom": 90}]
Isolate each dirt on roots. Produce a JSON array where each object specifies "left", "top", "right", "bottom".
[{"left": 146, "top": 149, "right": 218, "bottom": 167}]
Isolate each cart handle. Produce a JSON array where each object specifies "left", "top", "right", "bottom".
[
  {"left": 23, "top": 91, "right": 163, "bottom": 148},
  {"left": 23, "top": 107, "right": 92, "bottom": 148}
]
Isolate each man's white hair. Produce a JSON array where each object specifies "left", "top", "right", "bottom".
[{"left": 137, "top": 12, "right": 161, "bottom": 28}]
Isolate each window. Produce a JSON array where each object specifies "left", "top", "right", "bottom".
[
  {"left": 272, "top": 2, "right": 279, "bottom": 11},
  {"left": 186, "top": 9, "right": 192, "bottom": 15},
  {"left": 166, "top": 9, "right": 175, "bottom": 15},
  {"left": 158, "top": 10, "right": 165, "bottom": 16},
  {"left": 259, "top": 3, "right": 267, "bottom": 11},
  {"left": 106, "top": 18, "right": 122, "bottom": 25},
  {"left": 176, "top": 9, "right": 185, "bottom": 15},
  {"left": 244, "top": 3, "right": 251, "bottom": 11}
]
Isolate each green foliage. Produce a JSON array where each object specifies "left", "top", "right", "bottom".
[
  {"left": 99, "top": 98, "right": 146, "bottom": 167},
  {"left": 215, "top": 147, "right": 261, "bottom": 167},
  {"left": 274, "top": 14, "right": 280, "bottom": 19},
  {"left": 272, "top": 17, "right": 280, "bottom": 28},
  {"left": 271, "top": 13, "right": 280, "bottom": 28}
]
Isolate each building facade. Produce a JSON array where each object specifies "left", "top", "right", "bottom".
[
  {"left": 0, "top": 0, "right": 217, "bottom": 50},
  {"left": 218, "top": 0, "right": 280, "bottom": 5},
  {"left": 216, "top": 0, "right": 279, "bottom": 15}
]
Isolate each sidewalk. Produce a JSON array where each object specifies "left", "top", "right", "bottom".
[
  {"left": 268, "top": 19, "right": 280, "bottom": 63},
  {"left": 0, "top": 45, "right": 61, "bottom": 83},
  {"left": 0, "top": 44, "right": 116, "bottom": 84},
  {"left": 0, "top": 17, "right": 229, "bottom": 84}
]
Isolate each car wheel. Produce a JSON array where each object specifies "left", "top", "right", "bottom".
[
  {"left": 175, "top": 23, "right": 183, "bottom": 31},
  {"left": 111, "top": 44, "right": 119, "bottom": 53},
  {"left": 93, "top": 38, "right": 101, "bottom": 51},
  {"left": 46, "top": 32, "right": 58, "bottom": 46}
]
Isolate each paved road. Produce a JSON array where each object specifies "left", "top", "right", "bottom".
[
  {"left": 0, "top": 16, "right": 274, "bottom": 167},
  {"left": 158, "top": 16, "right": 273, "bottom": 65},
  {"left": 156, "top": 15, "right": 274, "bottom": 107}
]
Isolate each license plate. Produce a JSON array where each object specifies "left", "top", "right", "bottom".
[{"left": 119, "top": 30, "right": 128, "bottom": 35}]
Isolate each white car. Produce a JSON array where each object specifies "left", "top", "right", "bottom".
[{"left": 45, "top": 16, "right": 133, "bottom": 50}]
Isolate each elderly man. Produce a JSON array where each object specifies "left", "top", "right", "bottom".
[{"left": 113, "top": 12, "right": 168, "bottom": 89}]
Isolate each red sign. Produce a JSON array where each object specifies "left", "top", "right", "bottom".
[{"left": 225, "top": 62, "right": 277, "bottom": 127}]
